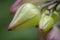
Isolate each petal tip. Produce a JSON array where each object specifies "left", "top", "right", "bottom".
[
  {"left": 39, "top": 26, "right": 44, "bottom": 31},
  {"left": 8, "top": 26, "right": 13, "bottom": 31},
  {"left": 8, "top": 28, "right": 12, "bottom": 31}
]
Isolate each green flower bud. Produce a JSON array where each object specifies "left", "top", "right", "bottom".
[
  {"left": 42, "top": 11, "right": 59, "bottom": 23},
  {"left": 8, "top": 3, "right": 41, "bottom": 31},
  {"left": 52, "top": 11, "right": 59, "bottom": 23},
  {"left": 39, "top": 15, "right": 54, "bottom": 32}
]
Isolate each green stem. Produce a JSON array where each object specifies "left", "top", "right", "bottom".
[
  {"left": 40, "top": 0, "right": 57, "bottom": 13},
  {"left": 40, "top": 0, "right": 57, "bottom": 9},
  {"left": 50, "top": 2, "right": 60, "bottom": 16}
]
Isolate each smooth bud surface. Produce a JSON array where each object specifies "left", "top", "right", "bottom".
[
  {"left": 39, "top": 14, "right": 54, "bottom": 32},
  {"left": 52, "top": 11, "right": 59, "bottom": 23},
  {"left": 8, "top": 3, "right": 41, "bottom": 31}
]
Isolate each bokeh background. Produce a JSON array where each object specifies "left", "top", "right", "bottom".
[{"left": 0, "top": 0, "right": 39, "bottom": 40}]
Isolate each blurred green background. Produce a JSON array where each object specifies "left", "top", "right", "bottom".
[{"left": 0, "top": 0, "right": 39, "bottom": 40}]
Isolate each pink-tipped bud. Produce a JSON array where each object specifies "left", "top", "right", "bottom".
[
  {"left": 10, "top": 0, "right": 24, "bottom": 14},
  {"left": 39, "top": 26, "right": 44, "bottom": 31}
]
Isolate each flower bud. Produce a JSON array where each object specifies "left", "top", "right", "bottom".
[
  {"left": 8, "top": 3, "right": 41, "bottom": 31},
  {"left": 39, "top": 14, "right": 54, "bottom": 32}
]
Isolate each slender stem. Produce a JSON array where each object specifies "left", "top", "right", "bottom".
[
  {"left": 40, "top": 0, "right": 57, "bottom": 8},
  {"left": 40, "top": 0, "right": 57, "bottom": 13},
  {"left": 53, "top": 3, "right": 59, "bottom": 11},
  {"left": 49, "top": 3, "right": 59, "bottom": 16},
  {"left": 49, "top": 1, "right": 60, "bottom": 16}
]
